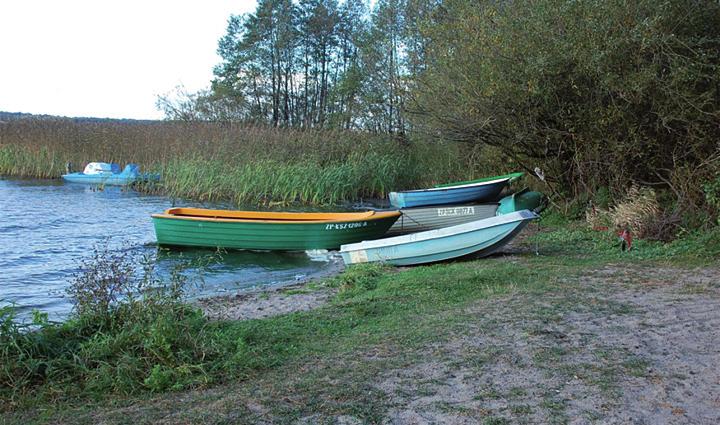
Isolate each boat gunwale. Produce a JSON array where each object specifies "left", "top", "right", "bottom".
[
  {"left": 151, "top": 208, "right": 400, "bottom": 224},
  {"left": 391, "top": 177, "right": 509, "bottom": 195}
]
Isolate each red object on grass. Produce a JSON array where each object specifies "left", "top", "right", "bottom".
[{"left": 618, "top": 229, "right": 632, "bottom": 251}]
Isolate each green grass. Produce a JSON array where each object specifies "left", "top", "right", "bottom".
[
  {"left": 1, "top": 259, "right": 549, "bottom": 413},
  {"left": 532, "top": 215, "right": 720, "bottom": 264},
  {"left": 1, "top": 225, "right": 718, "bottom": 422}
]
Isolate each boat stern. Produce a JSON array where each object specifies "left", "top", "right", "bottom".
[{"left": 388, "top": 191, "right": 406, "bottom": 208}]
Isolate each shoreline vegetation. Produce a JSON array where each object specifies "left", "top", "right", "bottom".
[
  {"left": 2, "top": 223, "right": 719, "bottom": 423},
  {"left": 0, "top": 117, "right": 501, "bottom": 206}
]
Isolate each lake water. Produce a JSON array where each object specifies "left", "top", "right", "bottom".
[{"left": 0, "top": 178, "right": 339, "bottom": 320}]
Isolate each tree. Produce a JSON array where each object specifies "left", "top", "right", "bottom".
[{"left": 410, "top": 0, "right": 720, "bottom": 198}]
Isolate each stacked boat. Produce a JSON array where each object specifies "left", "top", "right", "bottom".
[
  {"left": 151, "top": 172, "right": 543, "bottom": 266},
  {"left": 340, "top": 173, "right": 542, "bottom": 265}
]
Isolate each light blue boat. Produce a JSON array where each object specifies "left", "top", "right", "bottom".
[
  {"left": 340, "top": 210, "right": 538, "bottom": 266},
  {"left": 388, "top": 173, "right": 521, "bottom": 208},
  {"left": 62, "top": 163, "right": 160, "bottom": 186}
]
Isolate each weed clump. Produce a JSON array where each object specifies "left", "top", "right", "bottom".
[
  {"left": 609, "top": 186, "right": 661, "bottom": 239},
  {"left": 328, "top": 263, "right": 390, "bottom": 298},
  {"left": 0, "top": 246, "right": 230, "bottom": 407}
]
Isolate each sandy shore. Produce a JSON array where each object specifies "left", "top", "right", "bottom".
[
  {"left": 196, "top": 257, "right": 343, "bottom": 321},
  {"left": 378, "top": 265, "right": 720, "bottom": 424}
]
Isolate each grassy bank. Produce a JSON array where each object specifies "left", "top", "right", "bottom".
[
  {"left": 0, "top": 118, "right": 495, "bottom": 205},
  {"left": 2, "top": 221, "right": 718, "bottom": 422}
]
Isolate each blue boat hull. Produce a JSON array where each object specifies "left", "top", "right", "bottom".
[
  {"left": 340, "top": 210, "right": 538, "bottom": 266},
  {"left": 62, "top": 172, "right": 160, "bottom": 186},
  {"left": 389, "top": 179, "right": 508, "bottom": 208}
]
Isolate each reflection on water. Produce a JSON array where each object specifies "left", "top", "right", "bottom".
[{"left": 0, "top": 178, "right": 339, "bottom": 320}]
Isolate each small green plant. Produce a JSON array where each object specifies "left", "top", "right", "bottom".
[
  {"left": 328, "top": 263, "right": 390, "bottom": 297},
  {"left": 704, "top": 175, "right": 720, "bottom": 225},
  {"left": 66, "top": 244, "right": 137, "bottom": 317}
]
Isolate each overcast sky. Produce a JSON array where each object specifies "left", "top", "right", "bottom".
[{"left": 0, "top": 0, "right": 257, "bottom": 119}]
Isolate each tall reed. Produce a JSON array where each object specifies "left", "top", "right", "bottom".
[{"left": 0, "top": 117, "right": 494, "bottom": 205}]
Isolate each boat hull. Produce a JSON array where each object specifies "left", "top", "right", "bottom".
[
  {"left": 389, "top": 179, "right": 508, "bottom": 208},
  {"left": 386, "top": 191, "right": 544, "bottom": 236},
  {"left": 62, "top": 172, "right": 160, "bottom": 186},
  {"left": 340, "top": 210, "right": 538, "bottom": 266},
  {"left": 433, "top": 172, "right": 524, "bottom": 188},
  {"left": 387, "top": 203, "right": 499, "bottom": 236},
  {"left": 152, "top": 210, "right": 401, "bottom": 251}
]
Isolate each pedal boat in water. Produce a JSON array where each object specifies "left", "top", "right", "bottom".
[
  {"left": 151, "top": 208, "right": 401, "bottom": 251},
  {"left": 340, "top": 210, "right": 538, "bottom": 266},
  {"left": 386, "top": 189, "right": 544, "bottom": 236},
  {"left": 62, "top": 163, "right": 160, "bottom": 186},
  {"left": 388, "top": 172, "right": 524, "bottom": 208}
]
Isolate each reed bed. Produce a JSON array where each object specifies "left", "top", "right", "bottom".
[{"left": 0, "top": 117, "right": 488, "bottom": 205}]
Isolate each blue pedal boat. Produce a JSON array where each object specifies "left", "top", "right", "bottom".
[
  {"left": 340, "top": 210, "right": 538, "bottom": 266},
  {"left": 62, "top": 163, "right": 160, "bottom": 186},
  {"left": 388, "top": 172, "right": 523, "bottom": 208}
]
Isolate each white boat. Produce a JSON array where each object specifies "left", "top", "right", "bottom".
[{"left": 340, "top": 210, "right": 538, "bottom": 266}]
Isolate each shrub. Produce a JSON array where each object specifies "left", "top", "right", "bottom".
[
  {"left": 610, "top": 185, "right": 661, "bottom": 238},
  {"left": 412, "top": 0, "right": 720, "bottom": 207},
  {"left": 704, "top": 174, "right": 720, "bottom": 225}
]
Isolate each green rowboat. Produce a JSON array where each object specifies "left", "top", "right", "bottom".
[{"left": 152, "top": 208, "right": 401, "bottom": 251}]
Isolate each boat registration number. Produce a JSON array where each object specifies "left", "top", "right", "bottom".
[
  {"left": 437, "top": 206, "right": 475, "bottom": 217},
  {"left": 325, "top": 221, "right": 368, "bottom": 230}
]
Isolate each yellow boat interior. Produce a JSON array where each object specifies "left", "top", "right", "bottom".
[{"left": 152, "top": 207, "right": 401, "bottom": 223}]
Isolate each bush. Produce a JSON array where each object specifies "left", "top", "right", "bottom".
[
  {"left": 704, "top": 173, "right": 720, "bottom": 225},
  {"left": 610, "top": 186, "right": 660, "bottom": 238},
  {"left": 413, "top": 0, "right": 720, "bottom": 208}
]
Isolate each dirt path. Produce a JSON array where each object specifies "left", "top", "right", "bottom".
[{"left": 379, "top": 266, "right": 720, "bottom": 424}]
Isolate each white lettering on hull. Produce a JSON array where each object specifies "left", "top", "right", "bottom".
[
  {"left": 437, "top": 206, "right": 475, "bottom": 217},
  {"left": 325, "top": 221, "right": 369, "bottom": 230}
]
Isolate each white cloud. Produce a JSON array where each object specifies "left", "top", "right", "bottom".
[{"left": 0, "top": 0, "right": 257, "bottom": 119}]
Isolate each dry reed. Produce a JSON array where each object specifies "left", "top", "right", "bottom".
[{"left": 0, "top": 117, "right": 487, "bottom": 205}]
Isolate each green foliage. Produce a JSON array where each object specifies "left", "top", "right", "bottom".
[
  {"left": 594, "top": 187, "right": 612, "bottom": 210},
  {"left": 0, "top": 248, "right": 216, "bottom": 405},
  {"left": 329, "top": 263, "right": 390, "bottom": 297},
  {"left": 704, "top": 174, "right": 720, "bottom": 225},
  {"left": 413, "top": 0, "right": 720, "bottom": 204}
]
